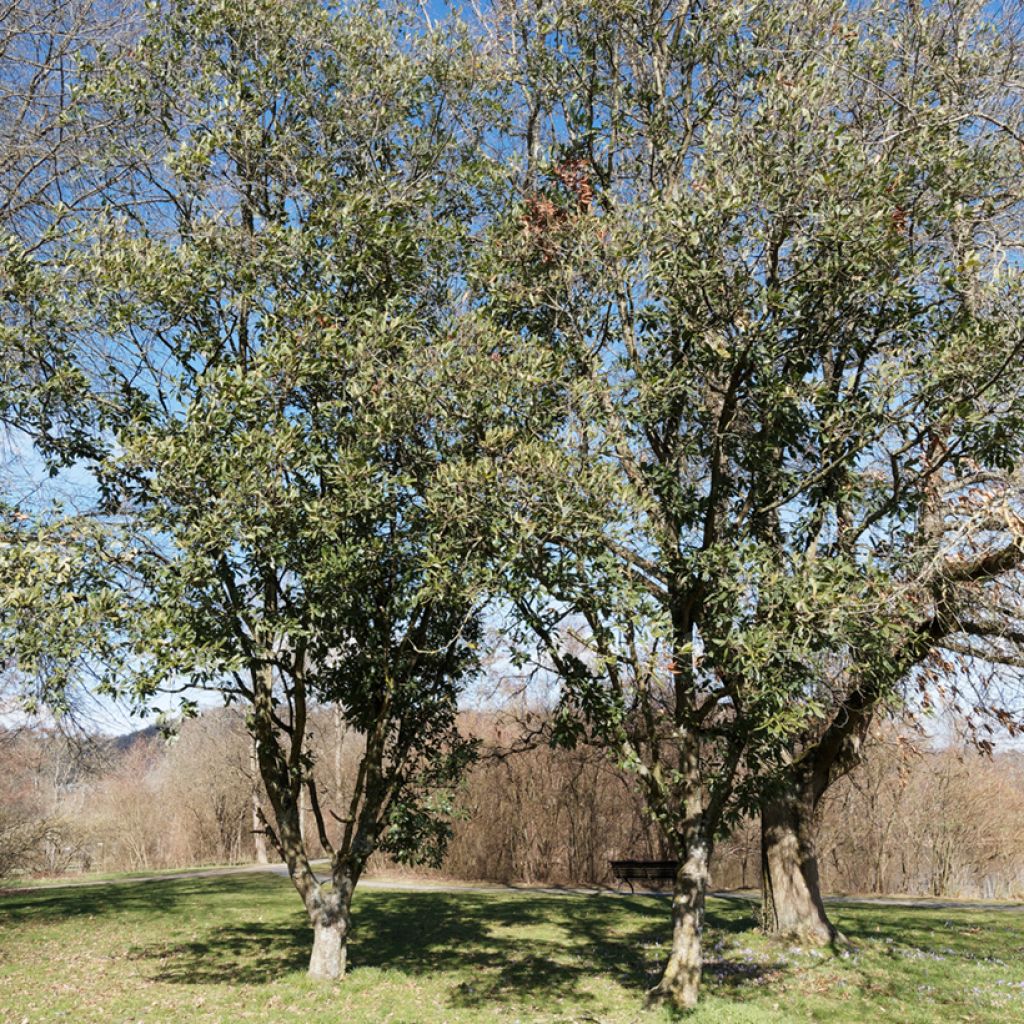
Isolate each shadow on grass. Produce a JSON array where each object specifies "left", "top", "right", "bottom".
[
  {"left": 127, "top": 919, "right": 312, "bottom": 983},
  {"left": 1, "top": 873, "right": 800, "bottom": 1009},
  {"left": 122, "top": 885, "right": 787, "bottom": 1011},
  {"left": 829, "top": 904, "right": 1024, "bottom": 962},
  {"left": 0, "top": 876, "right": 218, "bottom": 924}
]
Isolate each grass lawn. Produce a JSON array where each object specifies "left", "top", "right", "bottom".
[
  {"left": 3, "top": 863, "right": 244, "bottom": 889},
  {"left": 1, "top": 872, "right": 1023, "bottom": 1023},
  {"left": 4, "top": 861, "right": 333, "bottom": 890}
]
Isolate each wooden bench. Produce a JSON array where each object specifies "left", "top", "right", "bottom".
[{"left": 609, "top": 858, "right": 678, "bottom": 893}]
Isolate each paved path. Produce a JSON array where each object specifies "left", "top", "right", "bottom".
[{"left": 5, "top": 862, "right": 1024, "bottom": 912}]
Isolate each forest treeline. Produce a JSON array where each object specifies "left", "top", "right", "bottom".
[{"left": 4, "top": 708, "right": 1022, "bottom": 901}]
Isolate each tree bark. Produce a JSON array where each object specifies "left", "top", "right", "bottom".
[
  {"left": 308, "top": 900, "right": 349, "bottom": 979},
  {"left": 646, "top": 838, "right": 710, "bottom": 1011},
  {"left": 307, "top": 868, "right": 356, "bottom": 980},
  {"left": 249, "top": 735, "right": 270, "bottom": 864},
  {"left": 760, "top": 778, "right": 836, "bottom": 944},
  {"left": 252, "top": 793, "right": 270, "bottom": 864}
]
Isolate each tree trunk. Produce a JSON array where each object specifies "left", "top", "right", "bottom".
[
  {"left": 249, "top": 737, "right": 270, "bottom": 864},
  {"left": 252, "top": 796, "right": 269, "bottom": 865},
  {"left": 760, "top": 780, "right": 836, "bottom": 944},
  {"left": 647, "top": 838, "right": 710, "bottom": 1011},
  {"left": 307, "top": 887, "right": 352, "bottom": 980}
]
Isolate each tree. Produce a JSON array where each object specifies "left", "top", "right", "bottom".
[
  {"left": 1, "top": 1, "right": 140, "bottom": 732},
  {"left": 759, "top": 485, "right": 1024, "bottom": 944},
  {"left": 457, "top": 0, "right": 1024, "bottom": 1008},
  {"left": 1, "top": 0, "right": 137, "bottom": 462},
  {"left": 0, "top": 0, "right": 134, "bottom": 241},
  {"left": 2, "top": 0, "right": 517, "bottom": 980},
  {"left": 754, "top": 0, "right": 1024, "bottom": 938}
]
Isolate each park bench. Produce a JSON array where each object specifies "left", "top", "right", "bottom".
[{"left": 609, "top": 858, "right": 678, "bottom": 894}]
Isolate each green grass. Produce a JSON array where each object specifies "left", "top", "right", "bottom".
[
  {"left": 1, "top": 872, "right": 1023, "bottom": 1023},
  {"left": 4, "top": 860, "right": 332, "bottom": 890},
  {"left": 3, "top": 862, "right": 243, "bottom": 889}
]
